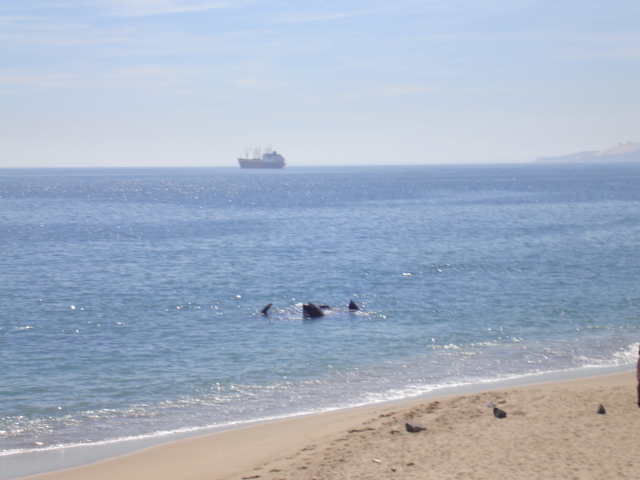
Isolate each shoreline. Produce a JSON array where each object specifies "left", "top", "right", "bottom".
[{"left": 5, "top": 364, "right": 636, "bottom": 480}]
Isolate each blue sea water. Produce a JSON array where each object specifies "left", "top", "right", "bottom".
[{"left": 1, "top": 164, "right": 639, "bottom": 475}]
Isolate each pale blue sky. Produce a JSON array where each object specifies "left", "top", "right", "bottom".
[{"left": 1, "top": 0, "right": 639, "bottom": 167}]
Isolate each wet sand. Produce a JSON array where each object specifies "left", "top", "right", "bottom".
[{"left": 23, "top": 370, "right": 639, "bottom": 480}]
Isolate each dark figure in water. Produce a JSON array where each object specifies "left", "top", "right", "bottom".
[
  {"left": 348, "top": 299, "right": 360, "bottom": 311},
  {"left": 302, "top": 302, "right": 324, "bottom": 318},
  {"left": 261, "top": 303, "right": 272, "bottom": 315}
]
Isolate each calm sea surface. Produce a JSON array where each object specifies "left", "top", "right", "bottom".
[{"left": 1, "top": 164, "right": 639, "bottom": 470}]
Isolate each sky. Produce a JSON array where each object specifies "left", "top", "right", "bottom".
[{"left": 1, "top": 0, "right": 639, "bottom": 168}]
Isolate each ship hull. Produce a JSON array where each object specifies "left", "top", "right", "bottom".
[{"left": 238, "top": 159, "right": 285, "bottom": 169}]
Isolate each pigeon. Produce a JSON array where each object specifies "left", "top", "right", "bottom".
[{"left": 493, "top": 407, "right": 507, "bottom": 419}]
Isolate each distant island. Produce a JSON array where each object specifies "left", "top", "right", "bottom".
[{"left": 534, "top": 142, "right": 640, "bottom": 163}]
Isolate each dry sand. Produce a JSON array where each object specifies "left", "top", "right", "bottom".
[{"left": 24, "top": 370, "right": 640, "bottom": 480}]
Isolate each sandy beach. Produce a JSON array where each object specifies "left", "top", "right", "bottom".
[{"left": 23, "top": 370, "right": 640, "bottom": 480}]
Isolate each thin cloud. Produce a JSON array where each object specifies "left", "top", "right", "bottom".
[
  {"left": 0, "top": 13, "right": 128, "bottom": 48},
  {"left": 373, "top": 85, "right": 438, "bottom": 97},
  {"left": 560, "top": 34, "right": 640, "bottom": 60},
  {"left": 103, "top": 64, "right": 202, "bottom": 90},
  {"left": 273, "top": 6, "right": 396, "bottom": 24},
  {"left": 97, "top": 0, "right": 240, "bottom": 17},
  {"left": 0, "top": 69, "right": 72, "bottom": 88},
  {"left": 0, "top": 64, "right": 202, "bottom": 92},
  {"left": 287, "top": 85, "right": 432, "bottom": 105},
  {"left": 230, "top": 77, "right": 292, "bottom": 91}
]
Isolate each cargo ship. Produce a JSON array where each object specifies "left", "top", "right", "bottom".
[{"left": 238, "top": 148, "right": 286, "bottom": 169}]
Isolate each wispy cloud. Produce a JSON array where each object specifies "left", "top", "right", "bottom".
[
  {"left": 272, "top": 6, "right": 396, "bottom": 24},
  {"left": 0, "top": 64, "right": 203, "bottom": 92},
  {"left": 97, "top": 0, "right": 238, "bottom": 17},
  {"left": 0, "top": 13, "right": 127, "bottom": 48},
  {"left": 105, "top": 64, "right": 201, "bottom": 89},
  {"left": 561, "top": 34, "right": 640, "bottom": 60},
  {"left": 373, "top": 85, "right": 437, "bottom": 97},
  {"left": 229, "top": 76, "right": 292, "bottom": 91},
  {"left": 0, "top": 69, "right": 72, "bottom": 88}
]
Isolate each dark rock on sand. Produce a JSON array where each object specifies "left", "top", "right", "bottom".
[
  {"left": 405, "top": 422, "right": 426, "bottom": 432},
  {"left": 597, "top": 404, "right": 606, "bottom": 414}
]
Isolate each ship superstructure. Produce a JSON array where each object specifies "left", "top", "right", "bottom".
[{"left": 238, "top": 148, "right": 286, "bottom": 169}]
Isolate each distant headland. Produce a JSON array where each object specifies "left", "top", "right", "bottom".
[{"left": 534, "top": 141, "right": 640, "bottom": 163}]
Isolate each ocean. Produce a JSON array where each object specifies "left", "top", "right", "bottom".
[{"left": 1, "top": 164, "right": 639, "bottom": 478}]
